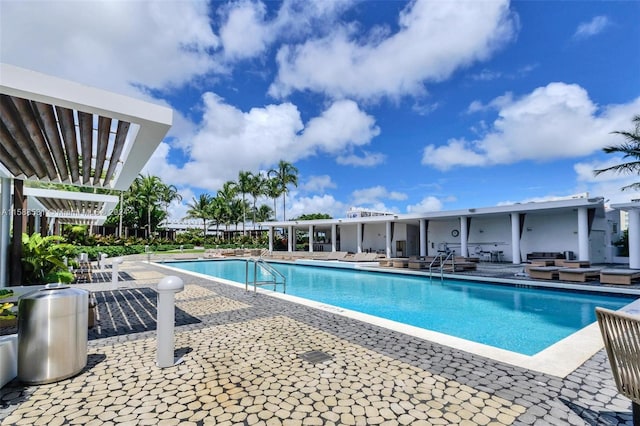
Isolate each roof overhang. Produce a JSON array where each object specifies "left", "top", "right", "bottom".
[
  {"left": 0, "top": 63, "right": 173, "bottom": 190},
  {"left": 260, "top": 197, "right": 607, "bottom": 228},
  {"left": 611, "top": 201, "right": 640, "bottom": 212}
]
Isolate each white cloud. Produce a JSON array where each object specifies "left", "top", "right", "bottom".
[
  {"left": 351, "top": 186, "right": 407, "bottom": 206},
  {"left": 299, "top": 100, "right": 380, "bottom": 154},
  {"left": 471, "top": 69, "right": 503, "bottom": 81},
  {"left": 0, "top": 1, "right": 220, "bottom": 97},
  {"left": 406, "top": 196, "right": 444, "bottom": 213},
  {"left": 217, "top": 0, "right": 354, "bottom": 61},
  {"left": 167, "top": 188, "right": 195, "bottom": 221},
  {"left": 269, "top": 0, "right": 516, "bottom": 100},
  {"left": 574, "top": 15, "right": 610, "bottom": 40},
  {"left": 494, "top": 158, "right": 640, "bottom": 207},
  {"left": 219, "top": 1, "right": 270, "bottom": 60},
  {"left": 287, "top": 194, "right": 347, "bottom": 219},
  {"left": 423, "top": 83, "right": 640, "bottom": 170},
  {"left": 573, "top": 160, "right": 640, "bottom": 204},
  {"left": 151, "top": 94, "right": 379, "bottom": 192},
  {"left": 300, "top": 175, "right": 336, "bottom": 193},
  {"left": 336, "top": 152, "right": 386, "bottom": 167}
]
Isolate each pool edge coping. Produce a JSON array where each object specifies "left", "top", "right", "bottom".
[{"left": 153, "top": 260, "right": 639, "bottom": 378}]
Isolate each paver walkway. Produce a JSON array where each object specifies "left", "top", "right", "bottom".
[{"left": 0, "top": 258, "right": 636, "bottom": 425}]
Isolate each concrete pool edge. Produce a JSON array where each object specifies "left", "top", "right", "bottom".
[{"left": 153, "top": 260, "right": 636, "bottom": 378}]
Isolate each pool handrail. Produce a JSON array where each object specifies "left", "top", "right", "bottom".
[{"left": 245, "top": 258, "right": 286, "bottom": 293}]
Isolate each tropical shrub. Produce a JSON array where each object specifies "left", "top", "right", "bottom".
[{"left": 21, "top": 233, "right": 77, "bottom": 285}]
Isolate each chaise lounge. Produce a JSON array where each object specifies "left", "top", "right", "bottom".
[
  {"left": 527, "top": 266, "right": 560, "bottom": 280},
  {"left": 558, "top": 267, "right": 601, "bottom": 282},
  {"left": 599, "top": 269, "right": 640, "bottom": 285}
]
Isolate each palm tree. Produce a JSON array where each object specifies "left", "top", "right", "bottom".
[
  {"left": 134, "top": 174, "right": 163, "bottom": 238},
  {"left": 268, "top": 160, "right": 298, "bottom": 221},
  {"left": 594, "top": 115, "right": 640, "bottom": 191},
  {"left": 254, "top": 204, "right": 274, "bottom": 229},
  {"left": 232, "top": 171, "right": 252, "bottom": 235},
  {"left": 208, "top": 195, "right": 226, "bottom": 242},
  {"left": 248, "top": 172, "right": 266, "bottom": 226},
  {"left": 265, "top": 177, "right": 282, "bottom": 220},
  {"left": 160, "top": 184, "right": 182, "bottom": 223},
  {"left": 217, "top": 181, "right": 238, "bottom": 241},
  {"left": 185, "top": 194, "right": 212, "bottom": 240}
]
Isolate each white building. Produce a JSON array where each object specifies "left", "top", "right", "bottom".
[{"left": 262, "top": 197, "right": 640, "bottom": 267}]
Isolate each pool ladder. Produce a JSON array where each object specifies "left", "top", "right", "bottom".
[
  {"left": 428, "top": 250, "right": 455, "bottom": 282},
  {"left": 245, "top": 258, "right": 286, "bottom": 293}
]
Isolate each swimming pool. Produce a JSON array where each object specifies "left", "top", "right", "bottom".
[{"left": 167, "top": 259, "right": 633, "bottom": 356}]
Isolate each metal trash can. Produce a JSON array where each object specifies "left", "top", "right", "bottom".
[{"left": 17, "top": 284, "right": 89, "bottom": 384}]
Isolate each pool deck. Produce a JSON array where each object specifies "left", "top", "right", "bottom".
[{"left": 1, "top": 256, "right": 638, "bottom": 425}]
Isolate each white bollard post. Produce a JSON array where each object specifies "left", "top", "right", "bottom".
[
  {"left": 111, "top": 258, "right": 123, "bottom": 285},
  {"left": 98, "top": 253, "right": 108, "bottom": 269},
  {"left": 156, "top": 276, "right": 184, "bottom": 368}
]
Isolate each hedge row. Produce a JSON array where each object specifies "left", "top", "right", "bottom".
[{"left": 74, "top": 244, "right": 196, "bottom": 260}]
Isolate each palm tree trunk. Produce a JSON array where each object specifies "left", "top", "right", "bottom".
[{"left": 283, "top": 193, "right": 286, "bottom": 221}]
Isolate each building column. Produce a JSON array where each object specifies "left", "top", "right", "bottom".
[
  {"left": 0, "top": 178, "right": 11, "bottom": 287},
  {"left": 628, "top": 209, "right": 640, "bottom": 269},
  {"left": 356, "top": 223, "right": 363, "bottom": 253},
  {"left": 385, "top": 221, "right": 392, "bottom": 258},
  {"left": 460, "top": 216, "right": 468, "bottom": 257},
  {"left": 578, "top": 207, "right": 589, "bottom": 261},
  {"left": 40, "top": 213, "right": 48, "bottom": 237},
  {"left": 419, "top": 219, "right": 427, "bottom": 257},
  {"left": 308, "top": 225, "right": 314, "bottom": 252},
  {"left": 331, "top": 223, "right": 337, "bottom": 252},
  {"left": 34, "top": 213, "right": 41, "bottom": 235},
  {"left": 287, "top": 225, "right": 293, "bottom": 252},
  {"left": 268, "top": 227, "right": 273, "bottom": 252},
  {"left": 511, "top": 212, "right": 521, "bottom": 264},
  {"left": 10, "top": 179, "right": 25, "bottom": 285}
]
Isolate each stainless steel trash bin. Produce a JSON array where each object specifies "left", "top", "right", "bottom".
[{"left": 17, "top": 284, "right": 89, "bottom": 384}]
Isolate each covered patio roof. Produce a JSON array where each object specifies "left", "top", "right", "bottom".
[
  {"left": 0, "top": 63, "right": 174, "bottom": 287},
  {"left": 0, "top": 63, "right": 172, "bottom": 190},
  {"left": 24, "top": 187, "right": 119, "bottom": 226}
]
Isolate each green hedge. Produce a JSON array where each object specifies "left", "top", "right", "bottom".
[{"left": 74, "top": 244, "right": 198, "bottom": 260}]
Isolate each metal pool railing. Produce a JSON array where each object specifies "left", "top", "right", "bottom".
[{"left": 244, "top": 258, "right": 286, "bottom": 293}]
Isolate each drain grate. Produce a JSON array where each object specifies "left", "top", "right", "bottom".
[{"left": 298, "top": 350, "right": 333, "bottom": 364}]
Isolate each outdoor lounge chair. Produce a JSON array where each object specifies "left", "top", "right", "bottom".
[
  {"left": 555, "top": 259, "right": 591, "bottom": 268},
  {"left": 528, "top": 259, "right": 556, "bottom": 267},
  {"left": 378, "top": 258, "right": 393, "bottom": 267},
  {"left": 344, "top": 253, "right": 378, "bottom": 262},
  {"left": 596, "top": 307, "right": 640, "bottom": 425},
  {"left": 326, "top": 251, "right": 348, "bottom": 261},
  {"left": 392, "top": 259, "right": 410, "bottom": 268},
  {"left": 600, "top": 269, "right": 640, "bottom": 285},
  {"left": 558, "top": 267, "right": 601, "bottom": 282},
  {"left": 527, "top": 266, "right": 560, "bottom": 280}
]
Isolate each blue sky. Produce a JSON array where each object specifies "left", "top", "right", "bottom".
[{"left": 2, "top": 0, "right": 639, "bottom": 221}]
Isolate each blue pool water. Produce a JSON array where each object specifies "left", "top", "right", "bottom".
[{"left": 168, "top": 260, "right": 634, "bottom": 355}]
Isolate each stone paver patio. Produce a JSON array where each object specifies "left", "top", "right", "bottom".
[{"left": 0, "top": 258, "right": 637, "bottom": 425}]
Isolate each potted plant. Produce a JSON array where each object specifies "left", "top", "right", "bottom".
[{"left": 0, "top": 302, "right": 16, "bottom": 328}]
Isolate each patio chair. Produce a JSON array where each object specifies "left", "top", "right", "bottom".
[{"left": 595, "top": 307, "right": 640, "bottom": 424}]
